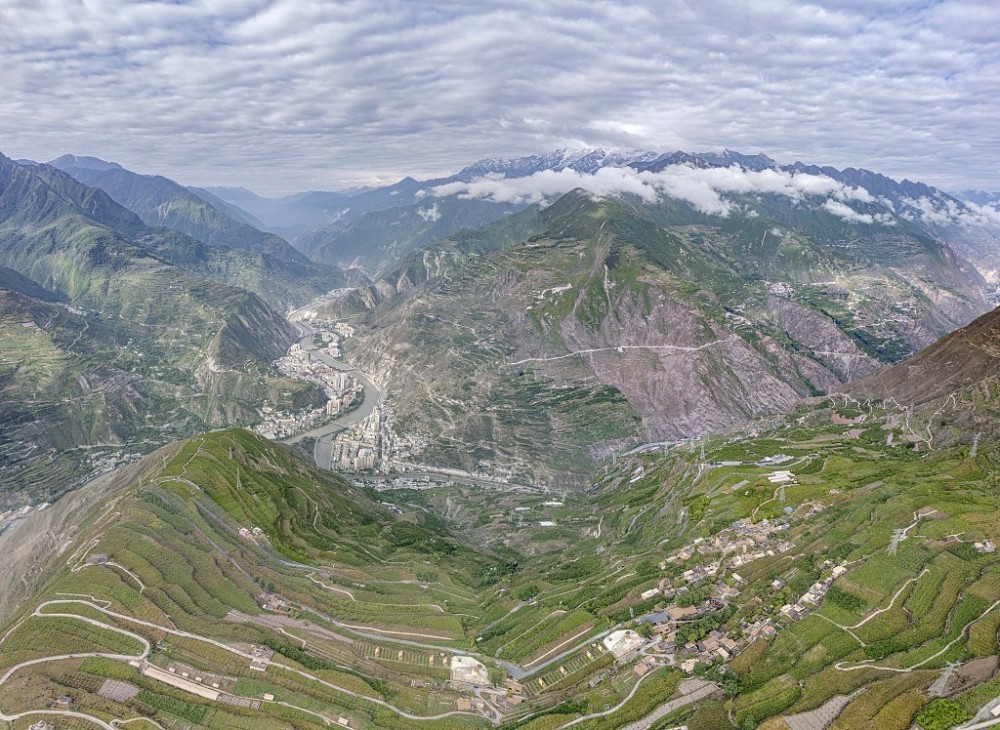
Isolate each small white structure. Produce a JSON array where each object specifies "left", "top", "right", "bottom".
[
  {"left": 450, "top": 655, "right": 489, "bottom": 685},
  {"left": 602, "top": 630, "right": 644, "bottom": 659}
]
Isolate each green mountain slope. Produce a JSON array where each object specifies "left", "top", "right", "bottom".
[
  {"left": 0, "top": 430, "right": 517, "bottom": 728},
  {"left": 0, "top": 153, "right": 324, "bottom": 504},
  {"left": 49, "top": 155, "right": 309, "bottom": 263},
  {"left": 3, "top": 367, "right": 1000, "bottom": 729},
  {"left": 46, "top": 156, "right": 351, "bottom": 309},
  {"left": 327, "top": 190, "right": 987, "bottom": 487}
]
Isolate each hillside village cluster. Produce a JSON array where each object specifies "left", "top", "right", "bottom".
[
  {"left": 626, "top": 512, "right": 803, "bottom": 673},
  {"left": 601, "top": 460, "right": 852, "bottom": 677}
]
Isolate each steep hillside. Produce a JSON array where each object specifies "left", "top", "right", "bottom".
[
  {"left": 47, "top": 156, "right": 350, "bottom": 309},
  {"left": 186, "top": 185, "right": 269, "bottom": 228},
  {"left": 49, "top": 155, "right": 309, "bottom": 263},
  {"left": 3, "top": 402, "right": 1000, "bottom": 729},
  {"left": 327, "top": 188, "right": 987, "bottom": 487},
  {"left": 0, "top": 430, "right": 516, "bottom": 728},
  {"left": 0, "top": 153, "right": 324, "bottom": 504},
  {"left": 841, "top": 304, "right": 1000, "bottom": 447}
]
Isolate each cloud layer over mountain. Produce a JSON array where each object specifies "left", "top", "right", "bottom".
[
  {"left": 1, "top": 0, "right": 998, "bottom": 193},
  {"left": 428, "top": 164, "right": 880, "bottom": 220}
]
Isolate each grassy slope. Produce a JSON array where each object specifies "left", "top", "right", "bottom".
[{"left": 5, "top": 385, "right": 1000, "bottom": 730}]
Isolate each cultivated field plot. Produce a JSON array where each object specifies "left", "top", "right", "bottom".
[{"left": 523, "top": 643, "right": 610, "bottom": 695}]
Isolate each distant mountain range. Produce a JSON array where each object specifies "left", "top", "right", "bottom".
[
  {"left": 203, "top": 148, "right": 1000, "bottom": 285},
  {"left": 46, "top": 154, "right": 357, "bottom": 309},
  {"left": 5, "top": 144, "right": 999, "bottom": 497}
]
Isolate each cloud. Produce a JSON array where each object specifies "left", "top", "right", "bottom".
[
  {"left": 430, "top": 163, "right": 879, "bottom": 217},
  {"left": 822, "top": 199, "right": 874, "bottom": 224},
  {"left": 0, "top": 0, "right": 998, "bottom": 193},
  {"left": 416, "top": 203, "right": 441, "bottom": 222},
  {"left": 903, "top": 195, "right": 1000, "bottom": 229}
]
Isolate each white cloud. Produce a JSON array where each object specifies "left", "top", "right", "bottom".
[
  {"left": 417, "top": 203, "right": 441, "bottom": 222},
  {"left": 430, "top": 164, "right": 880, "bottom": 218},
  {"left": 822, "top": 199, "right": 874, "bottom": 223},
  {"left": 0, "top": 0, "right": 998, "bottom": 193},
  {"left": 903, "top": 195, "right": 1000, "bottom": 229}
]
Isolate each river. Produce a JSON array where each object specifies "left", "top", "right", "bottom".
[{"left": 279, "top": 320, "right": 384, "bottom": 472}]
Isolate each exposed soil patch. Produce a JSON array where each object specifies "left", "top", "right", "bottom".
[{"left": 946, "top": 655, "right": 999, "bottom": 694}]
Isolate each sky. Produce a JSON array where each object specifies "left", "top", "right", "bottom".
[{"left": 1, "top": 0, "right": 998, "bottom": 195}]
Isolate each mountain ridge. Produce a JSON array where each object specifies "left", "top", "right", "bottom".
[
  {"left": 287, "top": 148, "right": 1000, "bottom": 287},
  {"left": 0, "top": 151, "right": 323, "bottom": 504},
  {"left": 324, "top": 184, "right": 987, "bottom": 486}
]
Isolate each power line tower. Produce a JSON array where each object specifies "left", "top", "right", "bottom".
[
  {"left": 971, "top": 432, "right": 980, "bottom": 458},
  {"left": 779, "top": 484, "right": 786, "bottom": 503}
]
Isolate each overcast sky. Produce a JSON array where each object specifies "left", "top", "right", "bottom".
[{"left": 1, "top": 0, "right": 998, "bottom": 195}]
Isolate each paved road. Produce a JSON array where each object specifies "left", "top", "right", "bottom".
[{"left": 961, "top": 718, "right": 1000, "bottom": 730}]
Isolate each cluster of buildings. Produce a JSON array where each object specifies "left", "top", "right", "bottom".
[
  {"left": 780, "top": 563, "right": 847, "bottom": 621},
  {"left": 238, "top": 525, "right": 263, "bottom": 542},
  {"left": 676, "top": 630, "right": 742, "bottom": 672},
  {"left": 259, "top": 592, "right": 293, "bottom": 613},
  {"left": 455, "top": 696, "right": 490, "bottom": 713},
  {"left": 660, "top": 517, "right": 794, "bottom": 586},
  {"left": 622, "top": 511, "right": 814, "bottom": 673},
  {"left": 255, "top": 403, "right": 327, "bottom": 440},
  {"left": 327, "top": 405, "right": 393, "bottom": 472},
  {"left": 257, "top": 340, "right": 363, "bottom": 440}
]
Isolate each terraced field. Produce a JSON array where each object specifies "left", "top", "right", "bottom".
[{"left": 3, "top": 392, "right": 1000, "bottom": 730}]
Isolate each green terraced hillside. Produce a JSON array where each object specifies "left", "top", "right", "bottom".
[{"left": 4, "top": 369, "right": 1000, "bottom": 730}]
